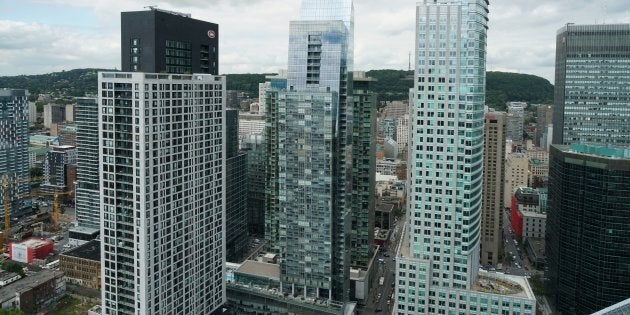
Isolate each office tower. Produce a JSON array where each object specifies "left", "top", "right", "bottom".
[
  {"left": 535, "top": 105, "right": 552, "bottom": 148},
  {"left": 506, "top": 102, "right": 526, "bottom": 142},
  {"left": 41, "top": 145, "right": 77, "bottom": 193},
  {"left": 98, "top": 72, "right": 225, "bottom": 315},
  {"left": 553, "top": 24, "right": 630, "bottom": 147},
  {"left": 121, "top": 8, "right": 219, "bottom": 74},
  {"left": 225, "top": 109, "right": 248, "bottom": 262},
  {"left": 396, "top": 114, "right": 409, "bottom": 156},
  {"left": 43, "top": 104, "right": 66, "bottom": 129},
  {"left": 546, "top": 144, "right": 630, "bottom": 314},
  {"left": 241, "top": 135, "right": 265, "bottom": 237},
  {"left": 0, "top": 89, "right": 30, "bottom": 217},
  {"left": 350, "top": 71, "right": 376, "bottom": 268},
  {"left": 74, "top": 98, "right": 100, "bottom": 229},
  {"left": 480, "top": 112, "right": 506, "bottom": 266},
  {"left": 264, "top": 0, "right": 354, "bottom": 302},
  {"left": 396, "top": 1, "right": 536, "bottom": 314}
]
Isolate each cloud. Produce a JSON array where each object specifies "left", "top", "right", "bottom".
[{"left": 2, "top": 0, "right": 630, "bottom": 81}]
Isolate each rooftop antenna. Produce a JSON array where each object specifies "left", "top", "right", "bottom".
[
  {"left": 144, "top": 5, "right": 157, "bottom": 10},
  {"left": 408, "top": 51, "right": 412, "bottom": 71}
]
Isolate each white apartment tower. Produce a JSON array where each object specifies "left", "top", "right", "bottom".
[
  {"left": 99, "top": 72, "right": 226, "bottom": 315},
  {"left": 395, "top": 1, "right": 536, "bottom": 314}
]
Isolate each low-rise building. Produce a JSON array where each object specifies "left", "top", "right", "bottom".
[
  {"left": 510, "top": 187, "right": 547, "bottom": 241},
  {"left": 0, "top": 270, "right": 65, "bottom": 314},
  {"left": 226, "top": 260, "right": 356, "bottom": 314},
  {"left": 59, "top": 240, "right": 100, "bottom": 290}
]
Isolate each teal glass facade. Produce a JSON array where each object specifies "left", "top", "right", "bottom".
[{"left": 553, "top": 24, "right": 630, "bottom": 147}]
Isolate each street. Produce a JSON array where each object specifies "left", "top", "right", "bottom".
[
  {"left": 360, "top": 215, "right": 406, "bottom": 314},
  {"left": 501, "top": 208, "right": 539, "bottom": 278}
]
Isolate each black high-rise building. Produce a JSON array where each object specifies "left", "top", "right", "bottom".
[
  {"left": 121, "top": 8, "right": 218, "bottom": 74},
  {"left": 546, "top": 144, "right": 630, "bottom": 314}
]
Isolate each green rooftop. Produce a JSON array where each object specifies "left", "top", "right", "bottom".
[{"left": 570, "top": 144, "right": 630, "bottom": 159}]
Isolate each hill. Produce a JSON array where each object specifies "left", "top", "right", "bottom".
[
  {"left": 486, "top": 71, "right": 554, "bottom": 110},
  {"left": 0, "top": 69, "right": 554, "bottom": 109}
]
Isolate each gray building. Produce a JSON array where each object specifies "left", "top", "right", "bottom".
[
  {"left": 241, "top": 135, "right": 265, "bottom": 237},
  {"left": 553, "top": 24, "right": 630, "bottom": 147},
  {"left": 0, "top": 89, "right": 31, "bottom": 217},
  {"left": 121, "top": 8, "right": 219, "bottom": 74},
  {"left": 264, "top": 0, "right": 354, "bottom": 302},
  {"left": 506, "top": 102, "right": 526, "bottom": 142},
  {"left": 98, "top": 72, "right": 226, "bottom": 315},
  {"left": 74, "top": 97, "right": 100, "bottom": 230},
  {"left": 41, "top": 145, "right": 77, "bottom": 192}
]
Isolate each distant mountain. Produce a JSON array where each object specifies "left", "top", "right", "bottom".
[
  {"left": 0, "top": 69, "right": 554, "bottom": 109},
  {"left": 486, "top": 71, "right": 554, "bottom": 110}
]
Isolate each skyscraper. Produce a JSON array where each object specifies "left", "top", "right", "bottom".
[
  {"left": 121, "top": 8, "right": 219, "bottom": 74},
  {"left": 264, "top": 0, "right": 354, "bottom": 302},
  {"left": 74, "top": 97, "right": 100, "bottom": 229},
  {"left": 481, "top": 112, "right": 506, "bottom": 266},
  {"left": 0, "top": 89, "right": 30, "bottom": 217},
  {"left": 225, "top": 109, "right": 249, "bottom": 262},
  {"left": 553, "top": 24, "right": 630, "bottom": 147},
  {"left": 351, "top": 71, "right": 376, "bottom": 269},
  {"left": 546, "top": 144, "right": 630, "bottom": 314},
  {"left": 395, "top": 1, "right": 536, "bottom": 313},
  {"left": 98, "top": 73, "right": 226, "bottom": 315}
]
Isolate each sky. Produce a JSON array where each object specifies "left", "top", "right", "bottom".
[{"left": 1, "top": 0, "right": 629, "bottom": 83}]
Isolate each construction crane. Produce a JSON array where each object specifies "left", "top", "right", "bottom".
[
  {"left": 16, "top": 190, "right": 72, "bottom": 229},
  {"left": 1, "top": 175, "right": 55, "bottom": 248}
]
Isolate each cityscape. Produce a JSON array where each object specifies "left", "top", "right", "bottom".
[{"left": 0, "top": 1, "right": 629, "bottom": 315}]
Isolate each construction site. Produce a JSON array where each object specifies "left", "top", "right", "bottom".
[{"left": 1, "top": 175, "right": 76, "bottom": 253}]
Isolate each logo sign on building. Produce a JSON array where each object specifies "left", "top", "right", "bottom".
[{"left": 207, "top": 30, "right": 216, "bottom": 39}]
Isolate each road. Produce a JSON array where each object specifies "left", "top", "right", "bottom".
[
  {"left": 501, "top": 208, "right": 537, "bottom": 277},
  {"left": 360, "top": 215, "right": 406, "bottom": 314}
]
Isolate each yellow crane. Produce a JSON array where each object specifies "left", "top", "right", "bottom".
[
  {"left": 17, "top": 190, "right": 72, "bottom": 228},
  {"left": 1, "top": 175, "right": 55, "bottom": 247}
]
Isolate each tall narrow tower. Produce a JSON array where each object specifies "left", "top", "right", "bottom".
[
  {"left": 396, "top": 1, "right": 536, "bottom": 313},
  {"left": 265, "top": 0, "right": 354, "bottom": 302}
]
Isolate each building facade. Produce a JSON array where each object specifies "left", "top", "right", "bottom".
[
  {"left": 75, "top": 97, "right": 100, "bottom": 229},
  {"left": 350, "top": 72, "right": 376, "bottom": 269},
  {"left": 396, "top": 1, "right": 536, "bottom": 314},
  {"left": 506, "top": 102, "right": 525, "bottom": 142},
  {"left": 42, "top": 145, "right": 77, "bottom": 192},
  {"left": 503, "top": 153, "right": 529, "bottom": 209},
  {"left": 481, "top": 112, "right": 506, "bottom": 266},
  {"left": 0, "top": 89, "right": 30, "bottom": 217},
  {"left": 121, "top": 8, "right": 219, "bottom": 74},
  {"left": 226, "top": 109, "right": 249, "bottom": 262},
  {"left": 241, "top": 135, "right": 266, "bottom": 237},
  {"left": 553, "top": 24, "right": 630, "bottom": 147},
  {"left": 535, "top": 105, "right": 552, "bottom": 148},
  {"left": 264, "top": 0, "right": 354, "bottom": 303},
  {"left": 60, "top": 240, "right": 101, "bottom": 289},
  {"left": 546, "top": 144, "right": 630, "bottom": 314},
  {"left": 98, "top": 72, "right": 226, "bottom": 315}
]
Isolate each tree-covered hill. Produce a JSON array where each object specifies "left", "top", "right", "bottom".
[
  {"left": 486, "top": 71, "right": 554, "bottom": 110},
  {"left": 0, "top": 69, "right": 554, "bottom": 110}
]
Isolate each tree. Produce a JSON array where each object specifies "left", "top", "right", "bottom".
[
  {"left": 30, "top": 167, "right": 43, "bottom": 178},
  {"left": 0, "top": 309, "right": 25, "bottom": 315},
  {"left": 1, "top": 261, "right": 25, "bottom": 278}
]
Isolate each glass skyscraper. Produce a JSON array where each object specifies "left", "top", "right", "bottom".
[
  {"left": 553, "top": 24, "right": 630, "bottom": 147},
  {"left": 265, "top": 0, "right": 354, "bottom": 302},
  {"left": 395, "top": 1, "right": 536, "bottom": 313},
  {"left": 75, "top": 97, "right": 100, "bottom": 229},
  {"left": 0, "top": 89, "right": 30, "bottom": 217},
  {"left": 546, "top": 145, "right": 630, "bottom": 314}
]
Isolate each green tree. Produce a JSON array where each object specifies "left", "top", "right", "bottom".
[
  {"left": 0, "top": 309, "right": 25, "bottom": 315},
  {"left": 30, "top": 167, "right": 43, "bottom": 178},
  {"left": 1, "top": 261, "right": 25, "bottom": 278}
]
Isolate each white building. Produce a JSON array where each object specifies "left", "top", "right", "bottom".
[
  {"left": 98, "top": 72, "right": 226, "bottom": 315},
  {"left": 238, "top": 112, "right": 265, "bottom": 136},
  {"left": 396, "top": 1, "right": 536, "bottom": 314},
  {"left": 396, "top": 114, "right": 409, "bottom": 155}
]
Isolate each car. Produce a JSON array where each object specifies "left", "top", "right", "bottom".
[
  {"left": 378, "top": 258, "right": 385, "bottom": 264},
  {"left": 383, "top": 253, "right": 390, "bottom": 257}
]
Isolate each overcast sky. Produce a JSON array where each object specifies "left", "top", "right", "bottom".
[{"left": 1, "top": 0, "right": 629, "bottom": 83}]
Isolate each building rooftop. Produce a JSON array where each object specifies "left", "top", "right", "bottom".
[
  {"left": 28, "top": 146, "right": 50, "bottom": 155},
  {"left": 569, "top": 144, "right": 630, "bottom": 159},
  {"left": 0, "top": 270, "right": 62, "bottom": 301},
  {"left": 14, "top": 238, "right": 52, "bottom": 248},
  {"left": 236, "top": 260, "right": 280, "bottom": 280},
  {"left": 29, "top": 135, "right": 59, "bottom": 145},
  {"left": 61, "top": 240, "right": 100, "bottom": 261},
  {"left": 0, "top": 271, "right": 19, "bottom": 283},
  {"left": 474, "top": 270, "right": 536, "bottom": 300},
  {"left": 375, "top": 203, "right": 394, "bottom": 213}
]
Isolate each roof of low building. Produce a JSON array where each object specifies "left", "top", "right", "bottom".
[
  {"left": 0, "top": 270, "right": 62, "bottom": 301},
  {"left": 61, "top": 240, "right": 100, "bottom": 261}
]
